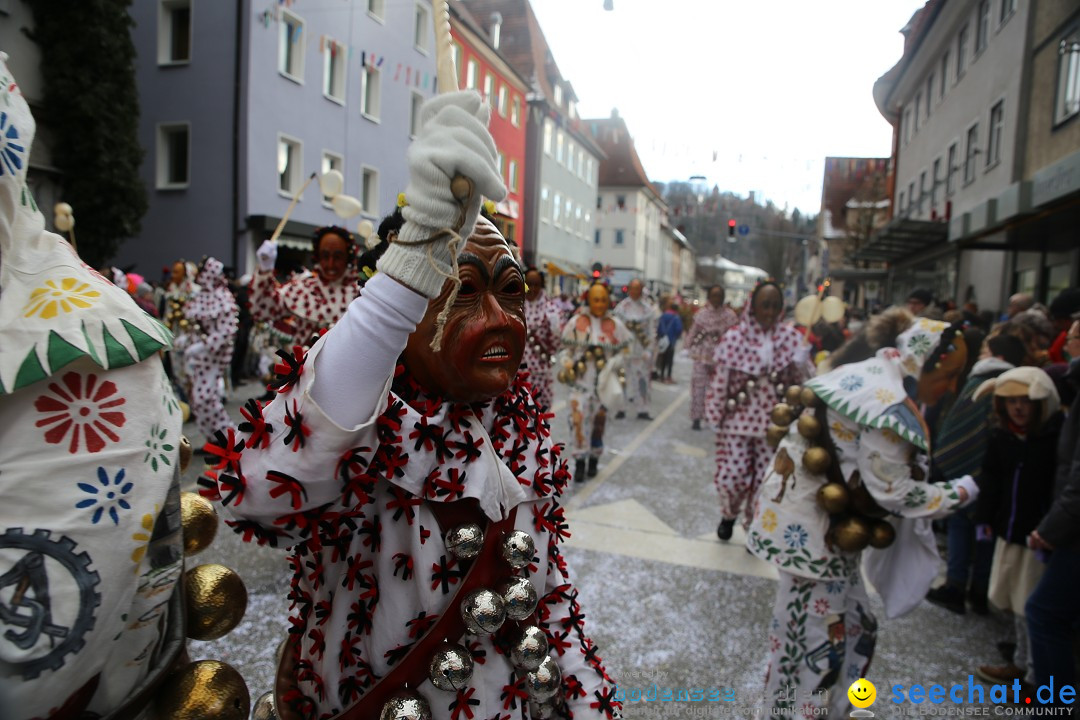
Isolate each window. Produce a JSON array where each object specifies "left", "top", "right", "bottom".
[
  {"left": 919, "top": 170, "right": 927, "bottom": 212},
  {"left": 947, "top": 142, "right": 958, "bottom": 196},
  {"left": 594, "top": 229, "right": 601, "bottom": 246},
  {"left": 932, "top": 157, "right": 942, "bottom": 207},
  {"left": 574, "top": 204, "right": 582, "bottom": 236},
  {"left": 987, "top": 100, "right": 1004, "bottom": 167},
  {"left": 279, "top": 10, "right": 305, "bottom": 82},
  {"left": 616, "top": 194, "right": 626, "bottom": 210},
  {"left": 898, "top": 190, "right": 906, "bottom": 213},
  {"left": 552, "top": 192, "right": 561, "bottom": 225},
  {"left": 940, "top": 51, "right": 949, "bottom": 98},
  {"left": 565, "top": 140, "right": 574, "bottom": 169},
  {"left": 543, "top": 120, "right": 553, "bottom": 155},
  {"left": 541, "top": 186, "right": 550, "bottom": 222},
  {"left": 957, "top": 24, "right": 969, "bottom": 77},
  {"left": 914, "top": 93, "right": 921, "bottom": 131},
  {"left": 414, "top": 3, "right": 430, "bottom": 53},
  {"left": 156, "top": 123, "right": 190, "bottom": 189},
  {"left": 321, "top": 152, "right": 343, "bottom": 205},
  {"left": 324, "top": 38, "right": 347, "bottom": 103},
  {"left": 555, "top": 131, "right": 564, "bottom": 164},
  {"left": 483, "top": 74, "right": 495, "bottom": 108},
  {"left": 367, "top": 0, "right": 384, "bottom": 20},
  {"left": 508, "top": 159, "right": 518, "bottom": 192},
  {"left": 158, "top": 0, "right": 191, "bottom": 65},
  {"left": 596, "top": 195, "right": 602, "bottom": 209},
  {"left": 615, "top": 229, "right": 624, "bottom": 246},
  {"left": 1056, "top": 30, "right": 1080, "bottom": 125},
  {"left": 503, "top": 222, "right": 516, "bottom": 243},
  {"left": 964, "top": 123, "right": 979, "bottom": 184},
  {"left": 277, "top": 134, "right": 302, "bottom": 195},
  {"left": 410, "top": 91, "right": 423, "bottom": 137},
  {"left": 903, "top": 107, "right": 912, "bottom": 144},
  {"left": 926, "top": 74, "right": 934, "bottom": 117},
  {"left": 908, "top": 181, "right": 915, "bottom": 211},
  {"left": 360, "top": 167, "right": 379, "bottom": 214},
  {"left": 361, "top": 66, "right": 381, "bottom": 120},
  {"left": 1000, "top": 0, "right": 1016, "bottom": 24},
  {"left": 450, "top": 42, "right": 462, "bottom": 88},
  {"left": 497, "top": 84, "right": 508, "bottom": 117},
  {"left": 975, "top": 0, "right": 990, "bottom": 54},
  {"left": 465, "top": 59, "right": 478, "bottom": 90},
  {"left": 553, "top": 84, "right": 563, "bottom": 108},
  {"left": 510, "top": 95, "right": 521, "bottom": 126}
]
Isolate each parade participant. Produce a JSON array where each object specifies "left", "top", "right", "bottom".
[
  {"left": 160, "top": 259, "right": 198, "bottom": 390},
  {"left": 522, "top": 266, "right": 562, "bottom": 412},
  {"left": 706, "top": 280, "right": 808, "bottom": 540},
  {"left": 202, "top": 90, "right": 619, "bottom": 720},
  {"left": 250, "top": 224, "right": 360, "bottom": 348},
  {"left": 0, "top": 55, "right": 184, "bottom": 719},
  {"left": 655, "top": 300, "right": 683, "bottom": 384},
  {"left": 559, "top": 281, "right": 631, "bottom": 482},
  {"left": 182, "top": 257, "right": 240, "bottom": 438},
  {"left": 613, "top": 278, "right": 659, "bottom": 420},
  {"left": 747, "top": 308, "right": 980, "bottom": 717},
  {"left": 685, "top": 285, "right": 739, "bottom": 431}
]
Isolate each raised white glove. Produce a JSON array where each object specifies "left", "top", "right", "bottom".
[
  {"left": 954, "top": 475, "right": 979, "bottom": 507},
  {"left": 256, "top": 239, "right": 278, "bottom": 272},
  {"left": 378, "top": 91, "right": 507, "bottom": 298}
]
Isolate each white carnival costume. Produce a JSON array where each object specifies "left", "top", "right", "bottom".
[{"left": 612, "top": 295, "right": 658, "bottom": 414}]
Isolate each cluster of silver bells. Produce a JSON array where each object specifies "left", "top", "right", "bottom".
[{"left": 725, "top": 372, "right": 788, "bottom": 412}]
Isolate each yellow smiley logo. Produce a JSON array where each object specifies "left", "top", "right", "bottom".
[{"left": 848, "top": 678, "right": 877, "bottom": 708}]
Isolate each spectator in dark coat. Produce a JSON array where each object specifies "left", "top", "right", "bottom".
[{"left": 656, "top": 302, "right": 683, "bottom": 383}]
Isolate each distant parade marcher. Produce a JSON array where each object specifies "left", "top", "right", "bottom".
[
  {"left": 160, "top": 259, "right": 198, "bottom": 394},
  {"left": 706, "top": 280, "right": 808, "bottom": 540},
  {"left": 686, "top": 285, "right": 739, "bottom": 430},
  {"left": 655, "top": 300, "right": 683, "bottom": 383},
  {"left": 521, "top": 266, "right": 562, "bottom": 412},
  {"left": 181, "top": 257, "right": 239, "bottom": 438},
  {"left": 250, "top": 225, "right": 360, "bottom": 348},
  {"left": 613, "top": 278, "right": 659, "bottom": 420},
  {"left": 747, "top": 309, "right": 979, "bottom": 717},
  {"left": 560, "top": 282, "right": 631, "bottom": 482}
]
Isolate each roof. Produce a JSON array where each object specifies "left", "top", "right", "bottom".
[
  {"left": 448, "top": 0, "right": 530, "bottom": 90},
  {"left": 851, "top": 216, "right": 947, "bottom": 264},
  {"left": 586, "top": 115, "right": 661, "bottom": 202},
  {"left": 872, "top": 0, "right": 946, "bottom": 121}
]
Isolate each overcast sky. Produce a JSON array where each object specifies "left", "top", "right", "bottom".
[{"left": 530, "top": 0, "right": 927, "bottom": 216}]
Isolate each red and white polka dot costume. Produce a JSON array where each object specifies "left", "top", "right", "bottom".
[
  {"left": 249, "top": 268, "right": 359, "bottom": 349},
  {"left": 183, "top": 257, "right": 239, "bottom": 438},
  {"left": 685, "top": 304, "right": 739, "bottom": 422},
  {"left": 522, "top": 291, "right": 561, "bottom": 412}
]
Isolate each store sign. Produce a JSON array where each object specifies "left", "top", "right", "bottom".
[{"left": 1031, "top": 150, "right": 1080, "bottom": 207}]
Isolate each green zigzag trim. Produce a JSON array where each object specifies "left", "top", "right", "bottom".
[
  {"left": 121, "top": 318, "right": 167, "bottom": 361},
  {"left": 102, "top": 325, "right": 135, "bottom": 367},
  {"left": 14, "top": 347, "right": 47, "bottom": 391},
  {"left": 81, "top": 320, "right": 102, "bottom": 366},
  {"left": 47, "top": 330, "right": 85, "bottom": 371}
]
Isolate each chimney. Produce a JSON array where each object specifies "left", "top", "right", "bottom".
[{"left": 489, "top": 11, "right": 503, "bottom": 49}]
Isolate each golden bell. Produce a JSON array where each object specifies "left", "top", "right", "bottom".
[
  {"left": 869, "top": 520, "right": 897, "bottom": 548},
  {"left": 575, "top": 361, "right": 586, "bottom": 374},
  {"left": 800, "top": 387, "right": 820, "bottom": 408},
  {"left": 785, "top": 385, "right": 803, "bottom": 406},
  {"left": 796, "top": 414, "right": 821, "bottom": 440},
  {"left": 562, "top": 358, "right": 573, "bottom": 370},
  {"left": 179, "top": 400, "right": 191, "bottom": 423},
  {"left": 816, "top": 482, "right": 849, "bottom": 514},
  {"left": 802, "top": 447, "right": 832, "bottom": 475},
  {"left": 179, "top": 318, "right": 190, "bottom": 328},
  {"left": 584, "top": 349, "right": 594, "bottom": 361},
  {"left": 770, "top": 403, "right": 795, "bottom": 427},
  {"left": 181, "top": 492, "right": 219, "bottom": 557},
  {"left": 556, "top": 370, "right": 568, "bottom": 384},
  {"left": 595, "top": 358, "right": 606, "bottom": 370},
  {"left": 765, "top": 424, "right": 788, "bottom": 449},
  {"left": 154, "top": 660, "right": 250, "bottom": 720},
  {"left": 830, "top": 516, "right": 872, "bottom": 553},
  {"left": 185, "top": 564, "right": 248, "bottom": 641},
  {"left": 179, "top": 435, "right": 193, "bottom": 473}
]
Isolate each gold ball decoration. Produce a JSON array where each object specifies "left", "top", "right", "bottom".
[
  {"left": 562, "top": 358, "right": 573, "bottom": 370},
  {"left": 179, "top": 434, "right": 193, "bottom": 473},
  {"left": 831, "top": 516, "right": 872, "bottom": 553},
  {"left": 575, "top": 361, "right": 586, "bottom": 375},
  {"left": 869, "top": 520, "right": 897, "bottom": 549},
  {"left": 595, "top": 358, "right": 606, "bottom": 370},
  {"left": 185, "top": 564, "right": 248, "bottom": 641},
  {"left": 154, "top": 660, "right": 250, "bottom": 720},
  {"left": 181, "top": 492, "right": 219, "bottom": 557},
  {"left": 785, "top": 385, "right": 803, "bottom": 406},
  {"left": 816, "top": 482, "right": 850, "bottom": 514},
  {"left": 584, "top": 349, "right": 594, "bottom": 361},
  {"left": 766, "top": 424, "right": 788, "bottom": 449},
  {"left": 802, "top": 447, "right": 832, "bottom": 475},
  {"left": 800, "top": 387, "right": 820, "bottom": 408},
  {"left": 796, "top": 414, "right": 822, "bottom": 440},
  {"left": 180, "top": 400, "right": 191, "bottom": 423},
  {"left": 770, "top": 403, "right": 795, "bottom": 427}
]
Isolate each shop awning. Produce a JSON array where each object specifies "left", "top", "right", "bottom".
[
  {"left": 851, "top": 217, "right": 948, "bottom": 263},
  {"left": 545, "top": 260, "right": 587, "bottom": 279}
]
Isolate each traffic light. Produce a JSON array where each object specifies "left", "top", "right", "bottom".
[
  {"left": 728, "top": 219, "right": 736, "bottom": 238},
  {"left": 591, "top": 262, "right": 603, "bottom": 280}
]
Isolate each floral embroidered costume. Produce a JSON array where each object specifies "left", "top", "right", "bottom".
[
  {"left": 612, "top": 292, "right": 658, "bottom": 415},
  {"left": 522, "top": 288, "right": 561, "bottom": 413},
  {"left": 747, "top": 316, "right": 979, "bottom": 717},
  {"left": 181, "top": 257, "right": 239, "bottom": 438},
  {"left": 685, "top": 302, "right": 739, "bottom": 424},
  {"left": 0, "top": 55, "right": 184, "bottom": 719}
]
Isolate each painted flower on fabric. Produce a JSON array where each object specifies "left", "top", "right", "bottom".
[
  {"left": 160, "top": 372, "right": 180, "bottom": 417},
  {"left": 770, "top": 635, "right": 781, "bottom": 652},
  {"left": 839, "top": 375, "right": 864, "bottom": 392},
  {"left": 131, "top": 508, "right": 156, "bottom": 567},
  {"left": 866, "top": 365, "right": 884, "bottom": 375},
  {"left": 143, "top": 423, "right": 174, "bottom": 472},
  {"left": 903, "top": 486, "right": 928, "bottom": 508},
  {"left": 0, "top": 111, "right": 25, "bottom": 176},
  {"left": 23, "top": 277, "right": 101, "bottom": 319},
  {"left": 824, "top": 580, "right": 844, "bottom": 595},
  {"left": 813, "top": 598, "right": 830, "bottom": 615},
  {"left": 34, "top": 371, "right": 127, "bottom": 454},
  {"left": 76, "top": 467, "right": 132, "bottom": 525},
  {"left": 926, "top": 494, "right": 942, "bottom": 512},
  {"left": 760, "top": 509, "right": 778, "bottom": 532},
  {"left": 907, "top": 332, "right": 933, "bottom": 357},
  {"left": 830, "top": 421, "right": 856, "bottom": 443},
  {"left": 783, "top": 523, "right": 808, "bottom": 549},
  {"left": 875, "top": 388, "right": 896, "bottom": 404}
]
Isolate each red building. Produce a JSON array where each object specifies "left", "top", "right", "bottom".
[{"left": 449, "top": 0, "right": 529, "bottom": 252}]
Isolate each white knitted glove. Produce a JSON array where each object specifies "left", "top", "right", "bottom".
[
  {"left": 953, "top": 475, "right": 979, "bottom": 507},
  {"left": 256, "top": 239, "right": 278, "bottom": 272},
  {"left": 377, "top": 91, "right": 506, "bottom": 298}
]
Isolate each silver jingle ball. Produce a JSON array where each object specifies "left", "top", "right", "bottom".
[
  {"left": 460, "top": 588, "right": 507, "bottom": 634},
  {"left": 499, "top": 577, "right": 539, "bottom": 621},
  {"left": 775, "top": 383, "right": 786, "bottom": 396},
  {"left": 725, "top": 398, "right": 737, "bottom": 412},
  {"left": 510, "top": 625, "right": 550, "bottom": 671},
  {"left": 770, "top": 372, "right": 779, "bottom": 383},
  {"left": 379, "top": 690, "right": 433, "bottom": 720},
  {"left": 444, "top": 523, "right": 484, "bottom": 560},
  {"left": 746, "top": 379, "right": 757, "bottom": 392},
  {"left": 428, "top": 642, "right": 474, "bottom": 692},
  {"left": 500, "top": 531, "right": 536, "bottom": 569},
  {"left": 524, "top": 654, "right": 562, "bottom": 701},
  {"left": 252, "top": 691, "right": 278, "bottom": 720},
  {"left": 736, "top": 391, "right": 748, "bottom": 405},
  {"left": 529, "top": 699, "right": 559, "bottom": 719}
]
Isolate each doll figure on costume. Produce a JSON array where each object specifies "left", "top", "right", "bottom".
[
  {"left": 0, "top": 54, "right": 184, "bottom": 720},
  {"left": 181, "top": 257, "right": 240, "bottom": 438},
  {"left": 521, "top": 266, "right": 562, "bottom": 413},
  {"left": 706, "top": 280, "right": 809, "bottom": 541},
  {"left": 250, "top": 225, "right": 360, "bottom": 349},
  {"left": 613, "top": 278, "right": 659, "bottom": 420},
  {"left": 747, "top": 309, "right": 981, "bottom": 717},
  {"left": 558, "top": 282, "right": 631, "bottom": 484},
  {"left": 686, "top": 284, "right": 739, "bottom": 431},
  {"left": 201, "top": 90, "right": 619, "bottom": 720}
]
